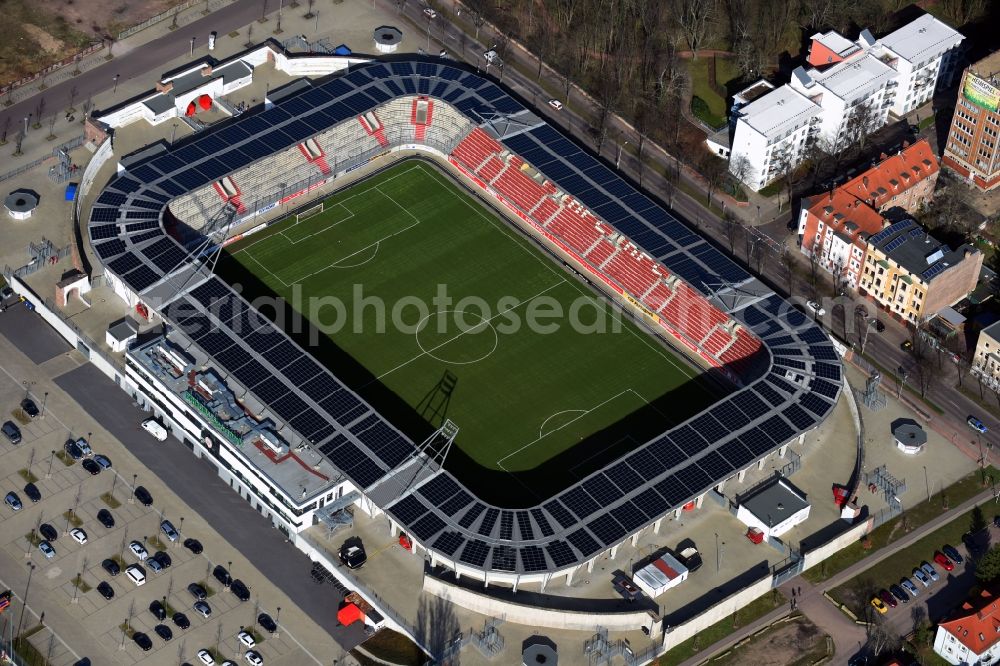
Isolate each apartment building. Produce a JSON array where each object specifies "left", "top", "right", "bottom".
[
  {"left": 797, "top": 140, "right": 939, "bottom": 289},
  {"left": 934, "top": 586, "right": 1000, "bottom": 665},
  {"left": 857, "top": 218, "right": 982, "bottom": 324},
  {"left": 730, "top": 14, "right": 962, "bottom": 191},
  {"left": 972, "top": 320, "right": 1000, "bottom": 385},
  {"left": 942, "top": 51, "right": 1000, "bottom": 190}
]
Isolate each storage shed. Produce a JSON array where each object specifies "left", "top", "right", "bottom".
[{"left": 632, "top": 552, "right": 689, "bottom": 598}]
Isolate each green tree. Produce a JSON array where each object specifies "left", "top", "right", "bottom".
[
  {"left": 976, "top": 544, "right": 1000, "bottom": 582},
  {"left": 972, "top": 505, "right": 988, "bottom": 534}
]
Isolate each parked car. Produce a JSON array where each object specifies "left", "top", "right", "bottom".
[
  {"left": 101, "top": 559, "right": 120, "bottom": 576},
  {"left": 81, "top": 459, "right": 101, "bottom": 475},
  {"left": 197, "top": 650, "right": 216, "bottom": 666},
  {"left": 97, "top": 509, "right": 115, "bottom": 529},
  {"left": 900, "top": 340, "right": 913, "bottom": 353},
  {"left": 134, "top": 486, "right": 153, "bottom": 506},
  {"left": 160, "top": 519, "right": 179, "bottom": 542},
  {"left": 193, "top": 600, "right": 212, "bottom": 618},
  {"left": 63, "top": 440, "right": 84, "bottom": 460},
  {"left": 152, "top": 551, "right": 172, "bottom": 569},
  {"left": 93, "top": 454, "right": 112, "bottom": 470},
  {"left": 806, "top": 300, "right": 826, "bottom": 317},
  {"left": 878, "top": 589, "right": 897, "bottom": 609},
  {"left": 943, "top": 544, "right": 965, "bottom": 565},
  {"left": 934, "top": 551, "right": 955, "bottom": 572},
  {"left": 921, "top": 561, "right": 939, "bottom": 582},
  {"left": 873, "top": 319, "right": 885, "bottom": 333},
  {"left": 889, "top": 584, "right": 909, "bottom": 604},
  {"left": 871, "top": 595, "right": 888, "bottom": 614},
  {"left": 97, "top": 581, "right": 114, "bottom": 600},
  {"left": 149, "top": 600, "right": 167, "bottom": 622},
  {"left": 900, "top": 578, "right": 919, "bottom": 597},
  {"left": 132, "top": 632, "right": 152, "bottom": 652},
  {"left": 38, "top": 541, "right": 55, "bottom": 559},
  {"left": 237, "top": 630, "right": 256, "bottom": 648},
  {"left": 172, "top": 612, "right": 190, "bottom": 630},
  {"left": 230, "top": 579, "right": 250, "bottom": 602},
  {"left": 968, "top": 416, "right": 988, "bottom": 434},
  {"left": 548, "top": 99, "right": 563, "bottom": 111},
  {"left": 244, "top": 651, "right": 263, "bottom": 666},
  {"left": 69, "top": 528, "right": 88, "bottom": 545},
  {"left": 187, "top": 583, "right": 207, "bottom": 601},
  {"left": 422, "top": 7, "right": 436, "bottom": 18},
  {"left": 257, "top": 613, "right": 277, "bottom": 633},
  {"left": 125, "top": 564, "right": 146, "bottom": 586},
  {"left": 339, "top": 541, "right": 367, "bottom": 569},
  {"left": 128, "top": 541, "right": 148, "bottom": 561},
  {"left": 23, "top": 483, "right": 40, "bottom": 503},
  {"left": 20, "top": 398, "right": 39, "bottom": 418},
  {"left": 74, "top": 438, "right": 92, "bottom": 456},
  {"left": 39, "top": 524, "right": 57, "bottom": 542},
  {"left": 147, "top": 558, "right": 164, "bottom": 574},
  {"left": 141, "top": 419, "right": 168, "bottom": 441},
  {"left": 183, "top": 538, "right": 203, "bottom": 554},
  {"left": 4, "top": 492, "right": 22, "bottom": 511},
  {"left": 213, "top": 565, "right": 232, "bottom": 588},
  {"left": 1, "top": 421, "right": 21, "bottom": 445},
  {"left": 154, "top": 624, "right": 173, "bottom": 641}
]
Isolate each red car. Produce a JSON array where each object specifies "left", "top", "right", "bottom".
[
  {"left": 934, "top": 551, "right": 955, "bottom": 572},
  {"left": 879, "top": 588, "right": 898, "bottom": 609}
]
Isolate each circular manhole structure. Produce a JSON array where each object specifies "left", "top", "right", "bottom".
[
  {"left": 374, "top": 26, "right": 403, "bottom": 53},
  {"left": 5, "top": 190, "right": 39, "bottom": 220}
]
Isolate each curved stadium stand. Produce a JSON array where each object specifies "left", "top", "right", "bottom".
[{"left": 88, "top": 58, "right": 842, "bottom": 585}]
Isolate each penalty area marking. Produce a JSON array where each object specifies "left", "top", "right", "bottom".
[{"left": 538, "top": 409, "right": 587, "bottom": 438}]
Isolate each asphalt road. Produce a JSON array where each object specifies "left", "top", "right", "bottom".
[
  {"left": 1, "top": 0, "right": 265, "bottom": 129},
  {"left": 0, "top": 303, "right": 70, "bottom": 364},
  {"left": 51, "top": 361, "right": 368, "bottom": 651}
]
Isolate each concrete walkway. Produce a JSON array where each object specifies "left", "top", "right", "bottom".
[{"left": 678, "top": 484, "right": 998, "bottom": 666}]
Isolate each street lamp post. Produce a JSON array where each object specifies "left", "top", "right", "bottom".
[
  {"left": 923, "top": 465, "right": 930, "bottom": 502},
  {"left": 46, "top": 450, "right": 55, "bottom": 479},
  {"left": 897, "top": 369, "right": 908, "bottom": 399},
  {"left": 130, "top": 474, "right": 137, "bottom": 503},
  {"left": 274, "top": 606, "right": 281, "bottom": 637},
  {"left": 112, "top": 74, "right": 119, "bottom": 94},
  {"left": 714, "top": 532, "right": 720, "bottom": 573},
  {"left": 15, "top": 563, "right": 36, "bottom": 646},
  {"left": 616, "top": 141, "right": 630, "bottom": 169},
  {"left": 40, "top": 392, "right": 48, "bottom": 419},
  {"left": 190, "top": 37, "right": 196, "bottom": 58}
]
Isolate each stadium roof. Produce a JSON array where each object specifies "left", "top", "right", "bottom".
[{"left": 90, "top": 56, "right": 842, "bottom": 576}]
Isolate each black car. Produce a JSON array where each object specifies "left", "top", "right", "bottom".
[
  {"left": 874, "top": 319, "right": 886, "bottom": 333},
  {"left": 257, "top": 613, "right": 277, "bottom": 633},
  {"left": 152, "top": 551, "right": 172, "bottom": 568},
  {"left": 38, "top": 523, "right": 57, "bottom": 541},
  {"left": 81, "top": 459, "right": 101, "bottom": 475},
  {"left": 134, "top": 486, "right": 153, "bottom": 506},
  {"left": 153, "top": 624, "right": 173, "bottom": 641},
  {"left": 339, "top": 541, "right": 367, "bottom": 569},
  {"left": 23, "top": 483, "right": 41, "bottom": 503},
  {"left": 182, "top": 538, "right": 202, "bottom": 554},
  {"left": 1, "top": 420, "right": 21, "bottom": 445},
  {"left": 213, "top": 565, "right": 232, "bottom": 587},
  {"left": 97, "top": 581, "right": 115, "bottom": 600},
  {"left": 230, "top": 579, "right": 250, "bottom": 602},
  {"left": 187, "top": 583, "right": 207, "bottom": 601},
  {"left": 97, "top": 509, "right": 115, "bottom": 529},
  {"left": 20, "top": 398, "right": 39, "bottom": 418},
  {"left": 63, "top": 440, "right": 84, "bottom": 460},
  {"left": 101, "top": 559, "right": 120, "bottom": 576},
  {"left": 132, "top": 632, "right": 152, "bottom": 651},
  {"left": 171, "top": 612, "right": 190, "bottom": 630},
  {"left": 889, "top": 584, "right": 909, "bottom": 604},
  {"left": 149, "top": 600, "right": 167, "bottom": 622}
]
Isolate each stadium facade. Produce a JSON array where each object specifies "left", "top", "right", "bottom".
[{"left": 86, "top": 41, "right": 843, "bottom": 588}]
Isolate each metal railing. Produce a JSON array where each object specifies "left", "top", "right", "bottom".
[{"left": 0, "top": 136, "right": 85, "bottom": 184}]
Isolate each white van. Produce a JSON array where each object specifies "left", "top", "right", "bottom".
[
  {"left": 125, "top": 564, "right": 147, "bottom": 586},
  {"left": 141, "top": 419, "right": 168, "bottom": 441}
]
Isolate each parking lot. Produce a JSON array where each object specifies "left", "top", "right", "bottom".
[{"left": 0, "top": 326, "right": 334, "bottom": 665}]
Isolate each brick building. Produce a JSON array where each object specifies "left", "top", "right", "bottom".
[{"left": 942, "top": 51, "right": 1000, "bottom": 190}]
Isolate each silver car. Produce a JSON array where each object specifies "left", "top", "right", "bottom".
[
  {"left": 38, "top": 541, "right": 56, "bottom": 559},
  {"left": 921, "top": 561, "right": 940, "bottom": 582},
  {"left": 900, "top": 578, "right": 919, "bottom": 597}
]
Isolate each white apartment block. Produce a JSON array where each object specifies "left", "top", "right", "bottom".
[{"left": 729, "top": 13, "right": 962, "bottom": 191}]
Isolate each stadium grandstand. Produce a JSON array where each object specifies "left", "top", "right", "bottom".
[{"left": 86, "top": 49, "right": 842, "bottom": 588}]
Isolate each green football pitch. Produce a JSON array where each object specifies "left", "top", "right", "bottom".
[{"left": 221, "top": 160, "right": 717, "bottom": 481}]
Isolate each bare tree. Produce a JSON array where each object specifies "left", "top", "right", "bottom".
[
  {"left": 13, "top": 131, "right": 23, "bottom": 156},
  {"left": 677, "top": 0, "right": 715, "bottom": 57},
  {"left": 723, "top": 213, "right": 741, "bottom": 256},
  {"left": 68, "top": 86, "right": 79, "bottom": 114},
  {"left": 729, "top": 153, "right": 753, "bottom": 189},
  {"left": 941, "top": 0, "right": 988, "bottom": 25},
  {"left": 0, "top": 116, "right": 9, "bottom": 145},
  {"left": 779, "top": 247, "right": 795, "bottom": 297}
]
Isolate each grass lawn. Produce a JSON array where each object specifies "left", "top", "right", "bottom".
[
  {"left": 654, "top": 590, "right": 786, "bottom": 664},
  {"left": 829, "top": 502, "right": 985, "bottom": 616},
  {"left": 221, "top": 160, "right": 715, "bottom": 484},
  {"left": 687, "top": 57, "right": 740, "bottom": 128},
  {"left": 353, "top": 629, "right": 426, "bottom": 664},
  {"left": 804, "top": 467, "right": 999, "bottom": 584}
]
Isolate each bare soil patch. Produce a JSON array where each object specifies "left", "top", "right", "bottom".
[{"left": 715, "top": 615, "right": 829, "bottom": 666}]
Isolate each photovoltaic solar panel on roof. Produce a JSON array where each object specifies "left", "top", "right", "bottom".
[
  {"left": 458, "top": 502, "right": 485, "bottom": 528},
  {"left": 130, "top": 164, "right": 160, "bottom": 183},
  {"left": 401, "top": 78, "right": 417, "bottom": 94},
  {"left": 732, "top": 391, "right": 770, "bottom": 420},
  {"left": 674, "top": 463, "right": 713, "bottom": 497},
  {"left": 530, "top": 508, "right": 554, "bottom": 537},
  {"left": 604, "top": 463, "right": 643, "bottom": 494},
  {"left": 610, "top": 501, "right": 647, "bottom": 532},
  {"left": 588, "top": 513, "right": 626, "bottom": 545},
  {"left": 663, "top": 257, "right": 713, "bottom": 290},
  {"left": 417, "top": 78, "right": 430, "bottom": 95},
  {"left": 646, "top": 436, "right": 688, "bottom": 470},
  {"left": 717, "top": 440, "right": 755, "bottom": 469},
  {"left": 150, "top": 247, "right": 188, "bottom": 274},
  {"left": 90, "top": 208, "right": 120, "bottom": 224},
  {"left": 542, "top": 499, "right": 577, "bottom": 529},
  {"left": 262, "top": 339, "right": 301, "bottom": 369},
  {"left": 624, "top": 447, "right": 667, "bottom": 481},
  {"left": 654, "top": 475, "right": 692, "bottom": 506},
  {"left": 97, "top": 191, "right": 127, "bottom": 206},
  {"left": 478, "top": 508, "right": 500, "bottom": 537},
  {"left": 459, "top": 539, "right": 490, "bottom": 567},
  {"left": 698, "top": 450, "right": 734, "bottom": 479},
  {"left": 388, "top": 494, "right": 428, "bottom": 525},
  {"left": 173, "top": 144, "right": 206, "bottom": 165},
  {"left": 108, "top": 253, "right": 142, "bottom": 275},
  {"left": 739, "top": 429, "right": 775, "bottom": 457},
  {"left": 689, "top": 413, "right": 727, "bottom": 443},
  {"left": 320, "top": 389, "right": 364, "bottom": 421},
  {"left": 754, "top": 382, "right": 785, "bottom": 407},
  {"left": 670, "top": 425, "right": 709, "bottom": 457},
  {"left": 433, "top": 531, "right": 465, "bottom": 556},
  {"left": 516, "top": 511, "right": 533, "bottom": 540},
  {"left": 800, "top": 392, "right": 832, "bottom": 418},
  {"left": 767, "top": 373, "right": 797, "bottom": 396},
  {"left": 259, "top": 130, "right": 293, "bottom": 152},
  {"left": 431, "top": 81, "right": 449, "bottom": 97},
  {"left": 441, "top": 489, "right": 473, "bottom": 517},
  {"left": 123, "top": 264, "right": 161, "bottom": 292},
  {"left": 124, "top": 211, "right": 159, "bottom": 222},
  {"left": 132, "top": 230, "right": 163, "bottom": 245},
  {"left": 289, "top": 410, "right": 330, "bottom": 442},
  {"left": 632, "top": 487, "right": 667, "bottom": 518},
  {"left": 811, "top": 379, "right": 840, "bottom": 400},
  {"left": 566, "top": 528, "right": 601, "bottom": 556},
  {"left": 521, "top": 545, "right": 547, "bottom": 572},
  {"left": 758, "top": 414, "right": 795, "bottom": 444},
  {"left": 411, "top": 512, "right": 446, "bottom": 541},
  {"left": 270, "top": 392, "right": 310, "bottom": 424},
  {"left": 115, "top": 177, "right": 141, "bottom": 193},
  {"left": 499, "top": 512, "right": 513, "bottom": 540},
  {"left": 214, "top": 345, "right": 252, "bottom": 372},
  {"left": 582, "top": 474, "right": 623, "bottom": 506},
  {"left": 231, "top": 359, "right": 270, "bottom": 389},
  {"left": 546, "top": 540, "right": 575, "bottom": 567},
  {"left": 560, "top": 486, "right": 600, "bottom": 520},
  {"left": 813, "top": 362, "right": 841, "bottom": 381},
  {"left": 783, "top": 403, "right": 815, "bottom": 430},
  {"left": 923, "top": 262, "right": 947, "bottom": 280},
  {"left": 798, "top": 327, "right": 827, "bottom": 344},
  {"left": 809, "top": 345, "right": 838, "bottom": 361}
]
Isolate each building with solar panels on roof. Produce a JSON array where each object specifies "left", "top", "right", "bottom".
[{"left": 80, "top": 39, "right": 844, "bottom": 603}]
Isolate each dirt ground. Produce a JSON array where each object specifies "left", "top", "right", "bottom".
[
  {"left": 716, "top": 616, "right": 830, "bottom": 666},
  {"left": 2, "top": 0, "right": 183, "bottom": 86}
]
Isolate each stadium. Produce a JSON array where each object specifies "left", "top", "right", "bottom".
[{"left": 85, "top": 43, "right": 843, "bottom": 588}]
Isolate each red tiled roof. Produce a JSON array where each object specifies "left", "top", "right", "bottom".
[
  {"left": 939, "top": 587, "right": 1000, "bottom": 654},
  {"left": 838, "top": 139, "right": 938, "bottom": 210},
  {"left": 805, "top": 188, "right": 885, "bottom": 244}
]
